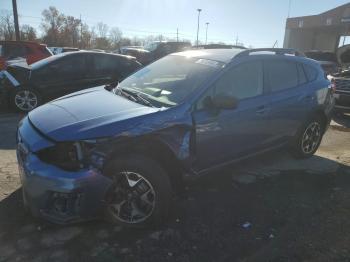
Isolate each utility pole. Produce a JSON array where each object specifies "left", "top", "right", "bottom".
[
  {"left": 177, "top": 28, "right": 179, "bottom": 42},
  {"left": 196, "top": 9, "right": 202, "bottom": 46},
  {"left": 205, "top": 22, "right": 209, "bottom": 45},
  {"left": 12, "top": 0, "right": 20, "bottom": 41},
  {"left": 235, "top": 36, "right": 239, "bottom": 46}
]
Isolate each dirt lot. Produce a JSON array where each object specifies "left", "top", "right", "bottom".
[{"left": 0, "top": 113, "right": 349, "bottom": 262}]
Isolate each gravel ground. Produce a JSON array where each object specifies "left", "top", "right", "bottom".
[{"left": 0, "top": 112, "right": 349, "bottom": 262}]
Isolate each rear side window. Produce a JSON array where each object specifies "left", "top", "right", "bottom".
[
  {"left": 119, "top": 59, "right": 141, "bottom": 77},
  {"left": 265, "top": 60, "right": 298, "bottom": 92},
  {"left": 297, "top": 63, "right": 307, "bottom": 85},
  {"left": 303, "top": 64, "right": 318, "bottom": 82},
  {"left": 93, "top": 54, "right": 119, "bottom": 76}
]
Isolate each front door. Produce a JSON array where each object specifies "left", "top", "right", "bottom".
[{"left": 192, "top": 60, "right": 271, "bottom": 171}]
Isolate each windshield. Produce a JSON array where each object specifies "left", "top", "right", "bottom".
[{"left": 118, "top": 55, "right": 222, "bottom": 107}]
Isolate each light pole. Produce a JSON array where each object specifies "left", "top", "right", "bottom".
[
  {"left": 205, "top": 22, "right": 209, "bottom": 45},
  {"left": 196, "top": 9, "right": 202, "bottom": 46}
]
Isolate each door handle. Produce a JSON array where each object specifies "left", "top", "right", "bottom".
[
  {"left": 303, "top": 95, "right": 314, "bottom": 102},
  {"left": 256, "top": 105, "right": 267, "bottom": 115}
]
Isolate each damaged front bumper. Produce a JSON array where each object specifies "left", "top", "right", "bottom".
[{"left": 17, "top": 117, "right": 113, "bottom": 224}]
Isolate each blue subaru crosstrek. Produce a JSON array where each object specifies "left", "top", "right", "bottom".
[{"left": 16, "top": 48, "right": 334, "bottom": 226}]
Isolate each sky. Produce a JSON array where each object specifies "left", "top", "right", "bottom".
[{"left": 1, "top": 0, "right": 350, "bottom": 47}]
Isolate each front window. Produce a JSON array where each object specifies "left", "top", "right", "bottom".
[{"left": 118, "top": 55, "right": 222, "bottom": 107}]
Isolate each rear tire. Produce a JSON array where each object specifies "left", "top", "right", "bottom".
[
  {"left": 11, "top": 88, "right": 41, "bottom": 112},
  {"left": 290, "top": 115, "right": 325, "bottom": 159},
  {"left": 104, "top": 154, "right": 172, "bottom": 228}
]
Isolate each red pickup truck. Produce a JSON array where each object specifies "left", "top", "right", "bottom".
[{"left": 0, "top": 41, "right": 52, "bottom": 70}]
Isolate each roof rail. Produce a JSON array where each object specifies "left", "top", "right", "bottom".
[{"left": 236, "top": 48, "right": 305, "bottom": 58}]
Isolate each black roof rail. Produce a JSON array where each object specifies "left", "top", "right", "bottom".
[{"left": 236, "top": 48, "right": 305, "bottom": 58}]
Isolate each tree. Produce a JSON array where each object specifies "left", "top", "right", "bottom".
[
  {"left": 20, "top": 24, "right": 36, "bottom": 41},
  {"left": 109, "top": 27, "right": 122, "bottom": 49},
  {"left": 62, "top": 16, "right": 81, "bottom": 46},
  {"left": 0, "top": 11, "right": 15, "bottom": 40},
  {"left": 95, "top": 22, "right": 108, "bottom": 38},
  {"left": 41, "top": 6, "right": 65, "bottom": 45},
  {"left": 80, "top": 23, "right": 93, "bottom": 49}
]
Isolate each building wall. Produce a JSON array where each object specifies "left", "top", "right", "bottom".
[
  {"left": 283, "top": 29, "right": 315, "bottom": 51},
  {"left": 284, "top": 28, "right": 341, "bottom": 52},
  {"left": 284, "top": 3, "right": 350, "bottom": 52}
]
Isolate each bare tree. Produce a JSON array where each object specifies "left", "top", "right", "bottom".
[
  {"left": 62, "top": 16, "right": 81, "bottom": 46},
  {"left": 80, "top": 23, "right": 92, "bottom": 49},
  {"left": 109, "top": 27, "right": 122, "bottom": 49},
  {"left": 95, "top": 22, "right": 108, "bottom": 38},
  {"left": 0, "top": 11, "right": 15, "bottom": 40},
  {"left": 41, "top": 6, "right": 65, "bottom": 45},
  {"left": 20, "top": 24, "right": 36, "bottom": 41}
]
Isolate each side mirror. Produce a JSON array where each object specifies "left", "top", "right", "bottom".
[{"left": 211, "top": 94, "right": 238, "bottom": 109}]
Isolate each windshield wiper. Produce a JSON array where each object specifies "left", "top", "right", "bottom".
[{"left": 114, "top": 85, "right": 155, "bottom": 107}]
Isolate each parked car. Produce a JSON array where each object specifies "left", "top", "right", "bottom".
[
  {"left": 0, "top": 51, "right": 141, "bottom": 111},
  {"left": 126, "top": 41, "right": 192, "bottom": 65},
  {"left": 49, "top": 47, "right": 80, "bottom": 55},
  {"left": 194, "top": 44, "right": 246, "bottom": 49},
  {"left": 330, "top": 73, "right": 350, "bottom": 113},
  {"left": 119, "top": 47, "right": 150, "bottom": 65},
  {"left": 305, "top": 51, "right": 340, "bottom": 75},
  {"left": 16, "top": 48, "right": 333, "bottom": 226},
  {"left": 0, "top": 41, "right": 52, "bottom": 70}
]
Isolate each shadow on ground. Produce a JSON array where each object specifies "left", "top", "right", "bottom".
[
  {"left": 332, "top": 112, "right": 350, "bottom": 129},
  {"left": 0, "top": 152, "right": 350, "bottom": 262}
]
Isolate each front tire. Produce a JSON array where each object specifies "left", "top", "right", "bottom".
[
  {"left": 290, "top": 115, "right": 325, "bottom": 158},
  {"left": 104, "top": 154, "right": 172, "bottom": 227},
  {"left": 11, "top": 88, "right": 41, "bottom": 112}
]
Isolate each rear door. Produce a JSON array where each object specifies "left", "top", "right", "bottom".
[
  {"left": 88, "top": 53, "right": 121, "bottom": 86},
  {"left": 263, "top": 57, "right": 314, "bottom": 144}
]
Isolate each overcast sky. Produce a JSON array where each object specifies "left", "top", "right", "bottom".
[{"left": 1, "top": 0, "right": 349, "bottom": 47}]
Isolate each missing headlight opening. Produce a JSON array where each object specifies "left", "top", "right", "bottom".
[{"left": 36, "top": 142, "right": 84, "bottom": 171}]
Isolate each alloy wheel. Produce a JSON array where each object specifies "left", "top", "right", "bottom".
[
  {"left": 301, "top": 122, "right": 321, "bottom": 154},
  {"left": 107, "top": 171, "right": 156, "bottom": 224},
  {"left": 14, "top": 90, "right": 38, "bottom": 111}
]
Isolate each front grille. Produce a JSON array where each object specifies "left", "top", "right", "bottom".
[{"left": 334, "top": 77, "right": 350, "bottom": 91}]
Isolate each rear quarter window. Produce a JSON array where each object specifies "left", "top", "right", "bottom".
[
  {"left": 303, "top": 64, "right": 318, "bottom": 82},
  {"left": 93, "top": 54, "right": 119, "bottom": 76},
  {"left": 119, "top": 59, "right": 142, "bottom": 78},
  {"left": 297, "top": 63, "right": 307, "bottom": 85},
  {"left": 265, "top": 60, "right": 298, "bottom": 92}
]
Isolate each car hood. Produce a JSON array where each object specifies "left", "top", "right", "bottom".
[{"left": 28, "top": 87, "right": 159, "bottom": 141}]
